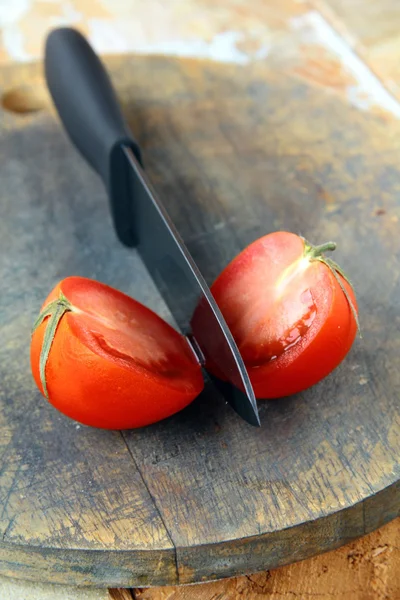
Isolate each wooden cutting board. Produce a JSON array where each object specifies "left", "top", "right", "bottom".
[{"left": 0, "top": 55, "right": 399, "bottom": 588}]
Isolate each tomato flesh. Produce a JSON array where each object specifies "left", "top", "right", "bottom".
[
  {"left": 206, "top": 232, "right": 358, "bottom": 398},
  {"left": 31, "top": 277, "right": 204, "bottom": 429}
]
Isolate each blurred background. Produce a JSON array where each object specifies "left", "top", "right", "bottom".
[{"left": 0, "top": 0, "right": 400, "bottom": 120}]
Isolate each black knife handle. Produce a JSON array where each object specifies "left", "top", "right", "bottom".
[{"left": 45, "top": 27, "right": 141, "bottom": 246}]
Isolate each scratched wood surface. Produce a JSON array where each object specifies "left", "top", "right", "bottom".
[
  {"left": 132, "top": 519, "right": 400, "bottom": 600},
  {"left": 0, "top": 521, "right": 399, "bottom": 598},
  {"left": 0, "top": 54, "right": 399, "bottom": 588}
]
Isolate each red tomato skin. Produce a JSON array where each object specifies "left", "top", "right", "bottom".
[
  {"left": 31, "top": 277, "right": 204, "bottom": 429},
  {"left": 207, "top": 232, "right": 358, "bottom": 399}
]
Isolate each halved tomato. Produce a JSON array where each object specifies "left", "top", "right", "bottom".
[
  {"left": 200, "top": 231, "right": 359, "bottom": 399},
  {"left": 31, "top": 277, "right": 204, "bottom": 429}
]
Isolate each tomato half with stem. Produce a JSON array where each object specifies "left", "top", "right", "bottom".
[
  {"left": 197, "top": 231, "right": 359, "bottom": 399},
  {"left": 31, "top": 277, "right": 204, "bottom": 429}
]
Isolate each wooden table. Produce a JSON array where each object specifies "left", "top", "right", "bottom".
[{"left": 0, "top": 1, "right": 399, "bottom": 599}]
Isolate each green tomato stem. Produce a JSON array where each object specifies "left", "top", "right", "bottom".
[
  {"left": 304, "top": 240, "right": 337, "bottom": 259},
  {"left": 32, "top": 292, "right": 74, "bottom": 398},
  {"left": 302, "top": 237, "right": 361, "bottom": 335}
]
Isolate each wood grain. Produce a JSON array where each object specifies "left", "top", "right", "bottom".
[
  {"left": 0, "top": 55, "right": 398, "bottom": 587},
  {"left": 133, "top": 519, "right": 400, "bottom": 600},
  {"left": 109, "top": 590, "right": 134, "bottom": 600}
]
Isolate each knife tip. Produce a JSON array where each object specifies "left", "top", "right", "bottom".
[{"left": 248, "top": 410, "right": 261, "bottom": 427}]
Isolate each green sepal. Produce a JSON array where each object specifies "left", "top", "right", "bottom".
[{"left": 32, "top": 292, "right": 73, "bottom": 398}]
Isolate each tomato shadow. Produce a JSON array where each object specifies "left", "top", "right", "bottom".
[
  {"left": 258, "top": 392, "right": 302, "bottom": 420},
  {"left": 155, "top": 379, "right": 238, "bottom": 434},
  {"left": 127, "top": 375, "right": 307, "bottom": 444}
]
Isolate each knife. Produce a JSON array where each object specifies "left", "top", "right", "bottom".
[{"left": 44, "top": 27, "right": 260, "bottom": 427}]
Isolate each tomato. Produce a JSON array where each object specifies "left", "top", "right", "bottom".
[
  {"left": 31, "top": 277, "right": 204, "bottom": 429},
  {"left": 202, "top": 231, "right": 359, "bottom": 399}
]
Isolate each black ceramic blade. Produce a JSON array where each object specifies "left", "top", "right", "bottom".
[{"left": 123, "top": 147, "right": 260, "bottom": 427}]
